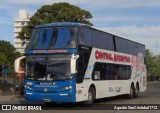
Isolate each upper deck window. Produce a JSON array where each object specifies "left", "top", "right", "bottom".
[
  {"left": 30, "top": 28, "right": 52, "bottom": 49},
  {"left": 29, "top": 27, "right": 78, "bottom": 50},
  {"left": 50, "top": 27, "right": 78, "bottom": 49},
  {"left": 79, "top": 27, "right": 91, "bottom": 46}
]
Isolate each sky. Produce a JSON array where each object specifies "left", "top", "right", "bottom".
[{"left": 0, "top": 0, "right": 160, "bottom": 54}]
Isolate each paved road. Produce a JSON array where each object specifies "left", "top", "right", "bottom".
[{"left": 1, "top": 82, "right": 160, "bottom": 113}]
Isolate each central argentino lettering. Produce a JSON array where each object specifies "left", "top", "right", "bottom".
[
  {"left": 95, "top": 50, "right": 113, "bottom": 60},
  {"left": 114, "top": 54, "right": 130, "bottom": 63},
  {"left": 95, "top": 50, "right": 130, "bottom": 63}
]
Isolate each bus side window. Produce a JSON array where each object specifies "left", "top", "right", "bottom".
[
  {"left": 91, "top": 29, "right": 103, "bottom": 49},
  {"left": 79, "top": 28, "right": 91, "bottom": 46},
  {"left": 103, "top": 33, "right": 114, "bottom": 51},
  {"left": 118, "top": 66, "right": 131, "bottom": 80},
  {"left": 113, "top": 66, "right": 119, "bottom": 80},
  {"left": 127, "top": 66, "right": 131, "bottom": 79}
]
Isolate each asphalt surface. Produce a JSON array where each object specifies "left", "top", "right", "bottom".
[{"left": 0, "top": 82, "right": 160, "bottom": 113}]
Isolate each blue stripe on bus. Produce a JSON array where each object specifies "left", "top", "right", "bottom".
[
  {"left": 26, "top": 49, "right": 78, "bottom": 54},
  {"left": 67, "top": 49, "right": 78, "bottom": 53}
]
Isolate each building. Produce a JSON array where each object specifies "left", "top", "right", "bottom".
[{"left": 14, "top": 9, "right": 30, "bottom": 54}]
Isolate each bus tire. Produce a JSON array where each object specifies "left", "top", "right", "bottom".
[
  {"left": 83, "top": 87, "right": 95, "bottom": 106},
  {"left": 126, "top": 84, "right": 134, "bottom": 99},
  {"left": 134, "top": 83, "right": 139, "bottom": 98}
]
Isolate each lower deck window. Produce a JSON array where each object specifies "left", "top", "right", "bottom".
[{"left": 92, "top": 62, "right": 131, "bottom": 80}]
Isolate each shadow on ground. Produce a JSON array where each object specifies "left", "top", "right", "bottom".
[{"left": 17, "top": 95, "right": 130, "bottom": 110}]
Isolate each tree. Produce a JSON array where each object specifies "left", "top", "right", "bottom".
[
  {"left": 0, "top": 40, "right": 21, "bottom": 67},
  {"left": 146, "top": 49, "right": 160, "bottom": 76},
  {"left": 146, "top": 49, "right": 156, "bottom": 76},
  {"left": 156, "top": 55, "right": 160, "bottom": 76},
  {"left": 0, "top": 53, "right": 9, "bottom": 67},
  {"left": 18, "top": 2, "right": 93, "bottom": 40}
]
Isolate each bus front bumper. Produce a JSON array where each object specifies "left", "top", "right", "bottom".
[{"left": 24, "top": 90, "right": 76, "bottom": 103}]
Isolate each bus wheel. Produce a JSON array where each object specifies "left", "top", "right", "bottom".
[
  {"left": 134, "top": 84, "right": 139, "bottom": 98},
  {"left": 127, "top": 84, "right": 134, "bottom": 99},
  {"left": 83, "top": 87, "right": 95, "bottom": 106}
]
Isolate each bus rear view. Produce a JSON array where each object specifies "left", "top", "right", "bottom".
[{"left": 15, "top": 22, "right": 147, "bottom": 105}]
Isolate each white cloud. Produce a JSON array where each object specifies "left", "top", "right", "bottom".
[
  {"left": 101, "top": 25, "right": 160, "bottom": 54},
  {"left": 1, "top": 0, "right": 81, "bottom": 7},
  {"left": 1, "top": 0, "right": 160, "bottom": 23},
  {"left": 92, "top": 16, "right": 160, "bottom": 23},
  {"left": 89, "top": 0, "right": 160, "bottom": 8},
  {"left": 2, "top": 0, "right": 160, "bottom": 8}
]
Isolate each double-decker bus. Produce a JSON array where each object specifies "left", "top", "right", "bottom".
[{"left": 15, "top": 22, "right": 146, "bottom": 105}]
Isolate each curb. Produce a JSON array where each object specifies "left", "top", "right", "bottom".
[{"left": 147, "top": 81, "right": 160, "bottom": 84}]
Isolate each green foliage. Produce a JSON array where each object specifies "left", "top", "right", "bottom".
[
  {"left": 146, "top": 49, "right": 160, "bottom": 76},
  {"left": 18, "top": 2, "right": 93, "bottom": 40},
  {"left": 0, "top": 40, "right": 21, "bottom": 67},
  {"left": 156, "top": 55, "right": 160, "bottom": 76},
  {"left": 0, "top": 53, "right": 9, "bottom": 67}
]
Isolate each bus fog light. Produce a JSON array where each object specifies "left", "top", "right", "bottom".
[
  {"left": 61, "top": 86, "right": 72, "bottom": 91},
  {"left": 65, "top": 86, "right": 72, "bottom": 90},
  {"left": 65, "top": 87, "right": 69, "bottom": 90},
  {"left": 68, "top": 86, "right": 72, "bottom": 89},
  {"left": 25, "top": 85, "right": 34, "bottom": 91}
]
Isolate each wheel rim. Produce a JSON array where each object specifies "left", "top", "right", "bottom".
[{"left": 88, "top": 91, "right": 93, "bottom": 103}]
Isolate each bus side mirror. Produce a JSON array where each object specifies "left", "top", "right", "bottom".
[
  {"left": 14, "top": 56, "right": 26, "bottom": 73},
  {"left": 71, "top": 55, "right": 79, "bottom": 74}
]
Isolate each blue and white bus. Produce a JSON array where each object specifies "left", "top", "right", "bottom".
[{"left": 15, "top": 22, "right": 146, "bottom": 105}]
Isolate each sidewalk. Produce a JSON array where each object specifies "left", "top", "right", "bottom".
[{"left": 0, "top": 95, "right": 24, "bottom": 103}]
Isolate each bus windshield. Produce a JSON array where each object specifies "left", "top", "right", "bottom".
[
  {"left": 25, "top": 55, "right": 71, "bottom": 81},
  {"left": 29, "top": 27, "right": 78, "bottom": 49},
  {"left": 47, "top": 60, "right": 71, "bottom": 81},
  {"left": 26, "top": 56, "right": 47, "bottom": 80}
]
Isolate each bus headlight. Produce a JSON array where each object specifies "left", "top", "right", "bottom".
[
  {"left": 24, "top": 85, "right": 34, "bottom": 91},
  {"left": 61, "top": 86, "right": 72, "bottom": 91}
]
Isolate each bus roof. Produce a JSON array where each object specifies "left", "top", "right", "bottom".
[{"left": 35, "top": 22, "right": 89, "bottom": 28}]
